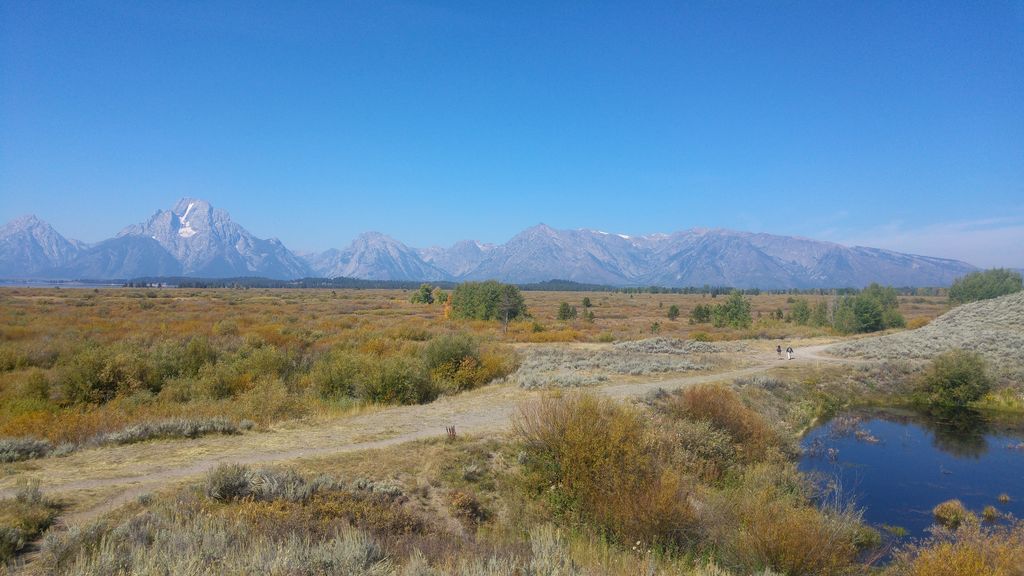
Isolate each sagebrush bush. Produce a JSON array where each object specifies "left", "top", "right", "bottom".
[
  {"left": 0, "top": 480, "right": 59, "bottom": 562},
  {"left": 205, "top": 463, "right": 320, "bottom": 503},
  {"left": 916, "top": 351, "right": 992, "bottom": 407},
  {"left": 0, "top": 436, "right": 53, "bottom": 462},
  {"left": 96, "top": 417, "right": 239, "bottom": 445}
]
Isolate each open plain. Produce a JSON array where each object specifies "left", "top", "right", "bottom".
[{"left": 2, "top": 287, "right": 1021, "bottom": 575}]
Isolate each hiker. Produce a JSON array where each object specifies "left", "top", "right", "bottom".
[
  {"left": 786, "top": 346, "right": 794, "bottom": 360},
  {"left": 776, "top": 344, "right": 782, "bottom": 359}
]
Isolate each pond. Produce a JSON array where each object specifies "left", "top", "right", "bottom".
[{"left": 799, "top": 407, "right": 1024, "bottom": 542}]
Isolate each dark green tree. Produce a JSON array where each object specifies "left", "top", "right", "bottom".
[
  {"left": 557, "top": 302, "right": 578, "bottom": 321},
  {"left": 689, "top": 304, "right": 712, "bottom": 324},
  {"left": 449, "top": 281, "right": 527, "bottom": 328},
  {"left": 410, "top": 283, "right": 434, "bottom": 304},
  {"left": 712, "top": 291, "right": 752, "bottom": 329},
  {"left": 789, "top": 299, "right": 812, "bottom": 325},
  {"left": 667, "top": 304, "right": 680, "bottom": 320}
]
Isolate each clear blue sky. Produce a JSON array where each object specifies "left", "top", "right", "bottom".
[{"left": 2, "top": 1, "right": 1022, "bottom": 266}]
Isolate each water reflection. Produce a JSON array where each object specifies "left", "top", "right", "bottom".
[
  {"left": 918, "top": 406, "right": 989, "bottom": 458},
  {"left": 799, "top": 406, "right": 1024, "bottom": 541}
]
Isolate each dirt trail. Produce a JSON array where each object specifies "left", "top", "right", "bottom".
[{"left": 1, "top": 343, "right": 846, "bottom": 526}]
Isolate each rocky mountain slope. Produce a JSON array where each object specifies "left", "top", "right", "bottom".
[
  {"left": 0, "top": 215, "right": 83, "bottom": 277},
  {"left": 117, "top": 199, "right": 310, "bottom": 278}
]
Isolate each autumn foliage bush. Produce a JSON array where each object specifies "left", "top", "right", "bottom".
[
  {"left": 660, "top": 384, "right": 782, "bottom": 462},
  {"left": 514, "top": 394, "right": 696, "bottom": 545}
]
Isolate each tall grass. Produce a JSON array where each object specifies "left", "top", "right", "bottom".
[{"left": 885, "top": 519, "right": 1024, "bottom": 576}]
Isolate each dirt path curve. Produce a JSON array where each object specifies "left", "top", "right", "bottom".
[{"left": 1, "top": 343, "right": 848, "bottom": 527}]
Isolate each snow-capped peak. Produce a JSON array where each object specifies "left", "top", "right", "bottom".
[{"left": 178, "top": 202, "right": 198, "bottom": 238}]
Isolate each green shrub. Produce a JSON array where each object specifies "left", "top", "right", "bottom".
[
  {"left": 916, "top": 350, "right": 992, "bottom": 406},
  {"left": 59, "top": 344, "right": 159, "bottom": 404},
  {"left": 356, "top": 355, "right": 435, "bottom": 404},
  {"left": 308, "top": 349, "right": 366, "bottom": 399},
  {"left": 667, "top": 304, "right": 680, "bottom": 320},
  {"left": 423, "top": 333, "right": 479, "bottom": 387},
  {"left": 949, "top": 268, "right": 1023, "bottom": 304},
  {"left": 789, "top": 299, "right": 812, "bottom": 325},
  {"left": 690, "top": 304, "right": 712, "bottom": 324},
  {"left": 410, "top": 283, "right": 435, "bottom": 304}
]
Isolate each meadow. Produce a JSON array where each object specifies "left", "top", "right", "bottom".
[
  {"left": 0, "top": 286, "right": 948, "bottom": 446},
  {"left": 6, "top": 286, "right": 1020, "bottom": 575}
]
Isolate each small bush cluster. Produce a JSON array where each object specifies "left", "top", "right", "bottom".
[
  {"left": 949, "top": 268, "right": 1023, "bottom": 304},
  {"left": 833, "top": 283, "right": 905, "bottom": 334},
  {"left": 205, "top": 463, "right": 326, "bottom": 503},
  {"left": 308, "top": 333, "right": 516, "bottom": 404}
]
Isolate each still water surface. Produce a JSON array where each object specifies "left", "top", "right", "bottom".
[{"left": 799, "top": 407, "right": 1024, "bottom": 538}]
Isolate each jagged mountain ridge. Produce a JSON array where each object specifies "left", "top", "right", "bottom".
[
  {"left": 117, "top": 199, "right": 311, "bottom": 278},
  {"left": 0, "top": 215, "right": 83, "bottom": 277},
  {"left": 307, "top": 232, "right": 449, "bottom": 281},
  {"left": 0, "top": 201, "right": 978, "bottom": 287}
]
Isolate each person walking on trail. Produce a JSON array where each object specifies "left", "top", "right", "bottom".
[
  {"left": 786, "top": 346, "right": 794, "bottom": 360},
  {"left": 776, "top": 345, "right": 783, "bottom": 359}
]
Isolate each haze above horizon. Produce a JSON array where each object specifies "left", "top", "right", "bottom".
[{"left": 1, "top": 1, "right": 1022, "bottom": 267}]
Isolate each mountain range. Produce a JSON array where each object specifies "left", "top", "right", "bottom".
[{"left": 0, "top": 198, "right": 977, "bottom": 288}]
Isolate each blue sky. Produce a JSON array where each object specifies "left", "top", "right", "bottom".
[{"left": 2, "top": 1, "right": 1022, "bottom": 266}]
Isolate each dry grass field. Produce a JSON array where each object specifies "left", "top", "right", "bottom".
[{"left": 4, "top": 286, "right": 1018, "bottom": 575}]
